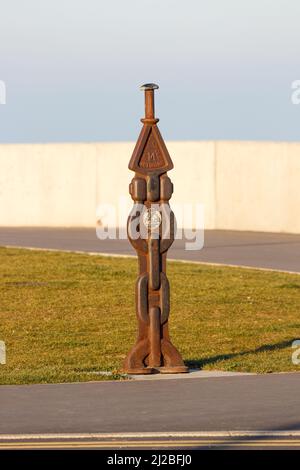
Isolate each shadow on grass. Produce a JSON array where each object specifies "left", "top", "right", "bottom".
[{"left": 186, "top": 338, "right": 295, "bottom": 369}]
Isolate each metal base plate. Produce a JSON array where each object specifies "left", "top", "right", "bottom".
[
  {"left": 157, "top": 366, "right": 189, "bottom": 374},
  {"left": 124, "top": 366, "right": 189, "bottom": 375},
  {"left": 124, "top": 367, "right": 155, "bottom": 375}
]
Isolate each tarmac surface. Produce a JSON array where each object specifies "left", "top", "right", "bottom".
[
  {"left": 1, "top": 372, "right": 300, "bottom": 434},
  {"left": 0, "top": 373, "right": 300, "bottom": 448},
  {"left": 0, "top": 227, "right": 300, "bottom": 272}
]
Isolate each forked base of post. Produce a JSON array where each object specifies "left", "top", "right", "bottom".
[{"left": 123, "top": 336, "right": 188, "bottom": 375}]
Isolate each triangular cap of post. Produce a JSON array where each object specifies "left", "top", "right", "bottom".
[{"left": 129, "top": 124, "right": 173, "bottom": 175}]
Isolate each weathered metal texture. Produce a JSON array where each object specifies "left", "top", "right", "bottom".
[{"left": 123, "top": 84, "right": 188, "bottom": 374}]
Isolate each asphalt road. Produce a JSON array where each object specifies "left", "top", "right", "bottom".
[
  {"left": 0, "top": 373, "right": 300, "bottom": 449},
  {"left": 0, "top": 373, "right": 300, "bottom": 433},
  {"left": 0, "top": 227, "right": 300, "bottom": 272}
]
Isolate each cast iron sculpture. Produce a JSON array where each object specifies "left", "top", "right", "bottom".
[{"left": 123, "top": 83, "right": 188, "bottom": 374}]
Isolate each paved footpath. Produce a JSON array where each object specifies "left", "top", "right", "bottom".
[
  {"left": 1, "top": 372, "right": 300, "bottom": 434},
  {"left": 0, "top": 372, "right": 300, "bottom": 449},
  {"left": 0, "top": 227, "right": 300, "bottom": 272}
]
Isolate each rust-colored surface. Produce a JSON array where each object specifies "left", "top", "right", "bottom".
[{"left": 123, "top": 84, "right": 188, "bottom": 374}]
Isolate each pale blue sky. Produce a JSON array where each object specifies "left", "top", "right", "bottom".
[{"left": 0, "top": 0, "right": 299, "bottom": 142}]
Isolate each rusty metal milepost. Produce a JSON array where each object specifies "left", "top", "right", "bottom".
[{"left": 123, "top": 83, "right": 188, "bottom": 374}]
